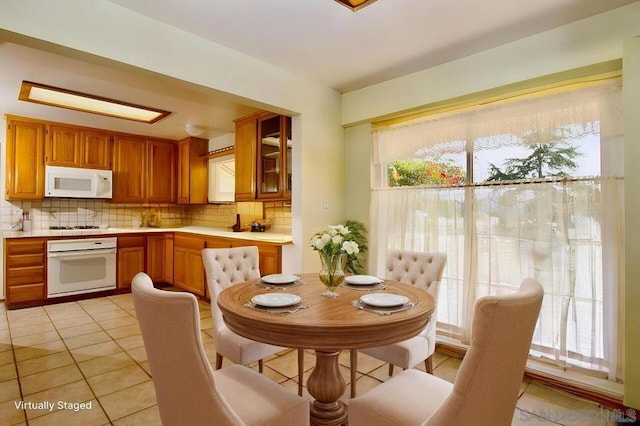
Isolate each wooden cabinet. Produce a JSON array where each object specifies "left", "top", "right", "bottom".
[
  {"left": 4, "top": 238, "right": 46, "bottom": 308},
  {"left": 234, "top": 116, "right": 258, "bottom": 201},
  {"left": 173, "top": 234, "right": 206, "bottom": 296},
  {"left": 80, "top": 129, "right": 112, "bottom": 170},
  {"left": 234, "top": 112, "right": 291, "bottom": 201},
  {"left": 112, "top": 137, "right": 176, "bottom": 203},
  {"left": 46, "top": 125, "right": 81, "bottom": 167},
  {"left": 5, "top": 118, "right": 45, "bottom": 200},
  {"left": 117, "top": 236, "right": 145, "bottom": 289},
  {"left": 177, "top": 137, "right": 208, "bottom": 204},
  {"left": 46, "top": 125, "right": 112, "bottom": 170},
  {"left": 257, "top": 114, "right": 292, "bottom": 200},
  {"left": 112, "top": 136, "right": 146, "bottom": 203},
  {"left": 147, "top": 139, "right": 177, "bottom": 203},
  {"left": 147, "top": 233, "right": 173, "bottom": 284}
]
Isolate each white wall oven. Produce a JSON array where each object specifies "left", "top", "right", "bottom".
[{"left": 47, "top": 237, "right": 117, "bottom": 298}]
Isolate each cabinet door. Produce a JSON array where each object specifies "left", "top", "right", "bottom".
[
  {"left": 81, "top": 130, "right": 112, "bottom": 170},
  {"left": 117, "top": 236, "right": 146, "bottom": 289},
  {"left": 117, "top": 247, "right": 145, "bottom": 289},
  {"left": 146, "top": 235, "right": 166, "bottom": 282},
  {"left": 173, "top": 234, "right": 205, "bottom": 296},
  {"left": 46, "top": 125, "right": 81, "bottom": 167},
  {"left": 112, "top": 136, "right": 146, "bottom": 202},
  {"left": 147, "top": 139, "right": 176, "bottom": 203},
  {"left": 257, "top": 114, "right": 282, "bottom": 199},
  {"left": 6, "top": 120, "right": 45, "bottom": 200},
  {"left": 177, "top": 137, "right": 208, "bottom": 204},
  {"left": 177, "top": 139, "right": 191, "bottom": 204},
  {"left": 234, "top": 117, "right": 257, "bottom": 201}
]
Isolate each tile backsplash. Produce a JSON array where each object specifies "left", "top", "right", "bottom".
[{"left": 0, "top": 199, "right": 292, "bottom": 234}]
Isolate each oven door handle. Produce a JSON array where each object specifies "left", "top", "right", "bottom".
[{"left": 48, "top": 248, "right": 117, "bottom": 259}]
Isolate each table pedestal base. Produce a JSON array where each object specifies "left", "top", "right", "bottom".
[{"left": 306, "top": 350, "right": 347, "bottom": 426}]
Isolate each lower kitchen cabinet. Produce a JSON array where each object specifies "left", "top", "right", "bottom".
[
  {"left": 4, "top": 238, "right": 46, "bottom": 308},
  {"left": 147, "top": 233, "right": 173, "bottom": 284},
  {"left": 117, "top": 236, "right": 145, "bottom": 289},
  {"left": 173, "top": 234, "right": 205, "bottom": 296}
]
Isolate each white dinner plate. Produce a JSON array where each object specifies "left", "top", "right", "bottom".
[
  {"left": 360, "top": 293, "right": 409, "bottom": 308},
  {"left": 261, "top": 274, "right": 300, "bottom": 285},
  {"left": 344, "top": 275, "right": 382, "bottom": 285},
  {"left": 251, "top": 293, "right": 302, "bottom": 308}
]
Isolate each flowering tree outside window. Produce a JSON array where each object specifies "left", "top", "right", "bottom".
[{"left": 388, "top": 156, "right": 466, "bottom": 187}]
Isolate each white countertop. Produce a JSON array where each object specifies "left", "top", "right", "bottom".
[{"left": 2, "top": 225, "right": 293, "bottom": 244}]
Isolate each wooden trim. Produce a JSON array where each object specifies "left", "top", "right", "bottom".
[
  {"left": 5, "top": 114, "right": 177, "bottom": 144},
  {"left": 18, "top": 81, "right": 171, "bottom": 124},
  {"left": 436, "top": 341, "right": 626, "bottom": 410},
  {"left": 204, "top": 146, "right": 235, "bottom": 159}
]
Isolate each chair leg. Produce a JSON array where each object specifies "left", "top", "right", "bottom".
[
  {"left": 258, "top": 359, "right": 264, "bottom": 373},
  {"left": 216, "top": 353, "right": 223, "bottom": 370},
  {"left": 388, "top": 363, "right": 394, "bottom": 376},
  {"left": 350, "top": 349, "right": 358, "bottom": 398},
  {"left": 298, "top": 348, "right": 304, "bottom": 396},
  {"left": 425, "top": 355, "right": 433, "bottom": 374}
]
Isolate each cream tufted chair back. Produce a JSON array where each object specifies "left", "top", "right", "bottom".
[
  {"left": 386, "top": 250, "right": 447, "bottom": 300},
  {"left": 202, "top": 247, "right": 282, "bottom": 371},
  {"left": 350, "top": 250, "right": 447, "bottom": 397},
  {"left": 132, "top": 272, "right": 309, "bottom": 426},
  {"left": 202, "top": 247, "right": 305, "bottom": 396}
]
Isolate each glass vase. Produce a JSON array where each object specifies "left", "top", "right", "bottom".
[{"left": 318, "top": 252, "right": 346, "bottom": 298}]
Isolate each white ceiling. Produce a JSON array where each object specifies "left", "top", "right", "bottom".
[
  {"left": 1, "top": 0, "right": 637, "bottom": 140},
  {"left": 106, "top": 0, "right": 638, "bottom": 92}
]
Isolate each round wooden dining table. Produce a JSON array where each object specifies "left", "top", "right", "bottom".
[{"left": 217, "top": 273, "right": 435, "bottom": 426}]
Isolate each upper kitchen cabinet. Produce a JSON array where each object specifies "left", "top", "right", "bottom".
[
  {"left": 112, "top": 136, "right": 176, "bottom": 203},
  {"left": 177, "top": 136, "right": 208, "bottom": 204},
  {"left": 234, "top": 112, "right": 292, "bottom": 201},
  {"left": 46, "top": 124, "right": 112, "bottom": 170},
  {"left": 5, "top": 117, "right": 45, "bottom": 200},
  {"left": 234, "top": 115, "right": 257, "bottom": 201},
  {"left": 147, "top": 139, "right": 177, "bottom": 203}
]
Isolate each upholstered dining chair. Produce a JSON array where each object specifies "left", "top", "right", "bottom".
[
  {"left": 202, "top": 247, "right": 305, "bottom": 396},
  {"left": 349, "top": 278, "right": 544, "bottom": 426},
  {"left": 132, "top": 272, "right": 309, "bottom": 426},
  {"left": 350, "top": 250, "right": 447, "bottom": 397}
]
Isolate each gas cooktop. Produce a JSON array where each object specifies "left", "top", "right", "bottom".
[{"left": 49, "top": 225, "right": 100, "bottom": 230}]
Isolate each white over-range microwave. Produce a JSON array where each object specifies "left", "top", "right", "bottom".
[{"left": 45, "top": 165, "right": 113, "bottom": 199}]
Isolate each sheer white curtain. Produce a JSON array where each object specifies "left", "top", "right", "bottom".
[{"left": 370, "top": 81, "right": 624, "bottom": 379}]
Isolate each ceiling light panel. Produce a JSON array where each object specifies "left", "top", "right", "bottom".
[{"left": 19, "top": 81, "right": 171, "bottom": 123}]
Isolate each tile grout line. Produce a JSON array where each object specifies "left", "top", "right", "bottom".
[
  {"left": 3, "top": 306, "right": 27, "bottom": 425},
  {"left": 83, "top": 297, "right": 159, "bottom": 424}
]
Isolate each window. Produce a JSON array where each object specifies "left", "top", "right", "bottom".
[{"left": 371, "top": 80, "right": 624, "bottom": 380}]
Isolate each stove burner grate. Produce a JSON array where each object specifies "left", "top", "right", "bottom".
[{"left": 49, "top": 225, "right": 100, "bottom": 230}]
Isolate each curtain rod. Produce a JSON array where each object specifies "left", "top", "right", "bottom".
[{"left": 372, "top": 175, "right": 624, "bottom": 192}]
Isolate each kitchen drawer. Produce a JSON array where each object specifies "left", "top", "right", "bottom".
[
  {"left": 6, "top": 239, "right": 46, "bottom": 255},
  {"left": 6, "top": 266, "right": 45, "bottom": 286},
  {"left": 174, "top": 234, "right": 205, "bottom": 251},
  {"left": 118, "top": 235, "right": 146, "bottom": 248},
  {"left": 7, "top": 283, "right": 45, "bottom": 303},
  {"left": 6, "top": 253, "right": 45, "bottom": 268}
]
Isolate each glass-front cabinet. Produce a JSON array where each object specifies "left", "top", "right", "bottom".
[
  {"left": 257, "top": 114, "right": 291, "bottom": 199},
  {"left": 235, "top": 111, "right": 292, "bottom": 201}
]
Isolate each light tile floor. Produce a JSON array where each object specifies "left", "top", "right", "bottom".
[{"left": 0, "top": 293, "right": 623, "bottom": 425}]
